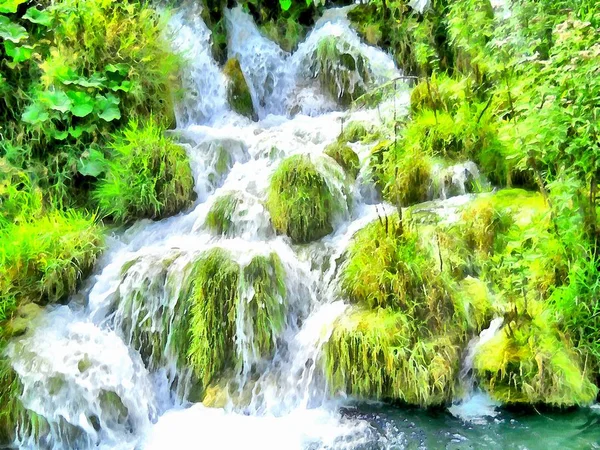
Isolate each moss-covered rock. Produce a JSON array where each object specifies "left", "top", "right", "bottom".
[
  {"left": 186, "top": 249, "right": 286, "bottom": 388},
  {"left": 474, "top": 308, "right": 598, "bottom": 407},
  {"left": 205, "top": 192, "right": 243, "bottom": 236},
  {"left": 223, "top": 58, "right": 256, "bottom": 121},
  {"left": 410, "top": 74, "right": 473, "bottom": 115},
  {"left": 94, "top": 120, "right": 195, "bottom": 223},
  {"left": 325, "top": 308, "right": 461, "bottom": 406},
  {"left": 0, "top": 358, "right": 24, "bottom": 444},
  {"left": 308, "top": 36, "right": 370, "bottom": 106},
  {"left": 339, "top": 121, "right": 381, "bottom": 144},
  {"left": 4, "top": 303, "right": 43, "bottom": 338},
  {"left": 324, "top": 141, "right": 360, "bottom": 179},
  {"left": 267, "top": 155, "right": 341, "bottom": 244}
]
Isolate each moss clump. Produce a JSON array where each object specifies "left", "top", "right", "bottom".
[
  {"left": 324, "top": 141, "right": 360, "bottom": 179},
  {"left": 410, "top": 74, "right": 472, "bottom": 115},
  {"left": 94, "top": 120, "right": 195, "bottom": 224},
  {"left": 460, "top": 196, "right": 510, "bottom": 256},
  {"left": 205, "top": 192, "right": 243, "bottom": 236},
  {"left": 0, "top": 357, "right": 24, "bottom": 444},
  {"left": 0, "top": 210, "right": 103, "bottom": 309},
  {"left": 186, "top": 249, "right": 287, "bottom": 388},
  {"left": 325, "top": 308, "right": 460, "bottom": 406},
  {"left": 340, "top": 121, "right": 381, "bottom": 144},
  {"left": 308, "top": 36, "right": 370, "bottom": 106},
  {"left": 259, "top": 18, "right": 305, "bottom": 53},
  {"left": 187, "top": 248, "right": 240, "bottom": 387},
  {"left": 267, "top": 155, "right": 340, "bottom": 244},
  {"left": 474, "top": 308, "right": 598, "bottom": 407},
  {"left": 223, "top": 58, "right": 256, "bottom": 121},
  {"left": 4, "top": 303, "right": 43, "bottom": 339},
  {"left": 241, "top": 254, "right": 287, "bottom": 359}
]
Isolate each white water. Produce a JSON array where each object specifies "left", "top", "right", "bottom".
[{"left": 6, "top": 5, "right": 491, "bottom": 450}]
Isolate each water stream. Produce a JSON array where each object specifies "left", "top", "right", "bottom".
[{"left": 5, "top": 4, "right": 600, "bottom": 450}]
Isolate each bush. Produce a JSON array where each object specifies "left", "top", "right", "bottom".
[
  {"left": 267, "top": 155, "right": 341, "bottom": 244},
  {"left": 94, "top": 119, "right": 195, "bottom": 223}
]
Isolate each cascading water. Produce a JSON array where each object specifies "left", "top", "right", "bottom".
[{"left": 8, "top": 4, "right": 589, "bottom": 450}]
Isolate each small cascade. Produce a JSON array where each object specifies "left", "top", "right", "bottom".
[
  {"left": 7, "top": 307, "right": 156, "bottom": 450},
  {"left": 429, "top": 161, "right": 489, "bottom": 200},
  {"left": 168, "top": 5, "right": 228, "bottom": 126},
  {"left": 448, "top": 317, "right": 504, "bottom": 424}
]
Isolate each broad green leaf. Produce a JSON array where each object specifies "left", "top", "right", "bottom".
[
  {"left": 4, "top": 40, "right": 32, "bottom": 64},
  {"left": 22, "top": 103, "right": 49, "bottom": 124},
  {"left": 23, "top": 8, "right": 52, "bottom": 27},
  {"left": 41, "top": 90, "right": 72, "bottom": 113},
  {"left": 279, "top": 0, "right": 292, "bottom": 11},
  {"left": 109, "top": 80, "right": 132, "bottom": 92},
  {"left": 95, "top": 93, "right": 121, "bottom": 122},
  {"left": 105, "top": 63, "right": 129, "bottom": 76},
  {"left": 73, "top": 73, "right": 107, "bottom": 88},
  {"left": 67, "top": 91, "right": 94, "bottom": 118},
  {"left": 77, "top": 148, "right": 108, "bottom": 177},
  {"left": 68, "top": 126, "right": 84, "bottom": 138},
  {"left": 53, "top": 129, "right": 69, "bottom": 141},
  {"left": 0, "top": 0, "right": 28, "bottom": 14},
  {"left": 0, "top": 19, "right": 28, "bottom": 43}
]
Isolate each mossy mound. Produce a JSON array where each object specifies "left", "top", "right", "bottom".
[
  {"left": 474, "top": 308, "right": 598, "bottom": 407},
  {"left": 308, "top": 36, "right": 370, "bottom": 106},
  {"left": 0, "top": 210, "right": 104, "bottom": 309},
  {"left": 371, "top": 140, "right": 432, "bottom": 207},
  {"left": 410, "top": 74, "right": 473, "bottom": 115},
  {"left": 339, "top": 121, "right": 381, "bottom": 144},
  {"left": 0, "top": 358, "right": 25, "bottom": 444},
  {"left": 223, "top": 58, "right": 256, "bottom": 121},
  {"left": 205, "top": 192, "right": 244, "bottom": 236},
  {"left": 4, "top": 303, "right": 43, "bottom": 339},
  {"left": 186, "top": 249, "right": 286, "bottom": 388},
  {"left": 267, "top": 155, "right": 341, "bottom": 244},
  {"left": 325, "top": 308, "right": 461, "bottom": 406},
  {"left": 324, "top": 141, "right": 360, "bottom": 179},
  {"left": 94, "top": 120, "right": 195, "bottom": 224}
]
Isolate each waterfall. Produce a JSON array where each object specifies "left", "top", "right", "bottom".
[{"left": 4, "top": 5, "right": 494, "bottom": 449}]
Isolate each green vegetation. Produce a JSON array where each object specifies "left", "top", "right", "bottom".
[
  {"left": 267, "top": 155, "right": 341, "bottom": 244},
  {"left": 94, "top": 119, "right": 195, "bottom": 223},
  {"left": 185, "top": 249, "right": 287, "bottom": 390},
  {"left": 223, "top": 58, "right": 256, "bottom": 120},
  {"left": 205, "top": 192, "right": 243, "bottom": 236},
  {"left": 324, "top": 141, "right": 360, "bottom": 179}
]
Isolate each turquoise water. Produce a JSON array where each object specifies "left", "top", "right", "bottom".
[{"left": 345, "top": 403, "right": 600, "bottom": 449}]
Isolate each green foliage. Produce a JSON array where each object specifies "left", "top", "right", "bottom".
[
  {"left": 0, "top": 356, "right": 24, "bottom": 444},
  {"left": 0, "top": 209, "right": 103, "bottom": 314},
  {"left": 325, "top": 307, "right": 461, "bottom": 406},
  {"left": 94, "top": 119, "right": 195, "bottom": 223},
  {"left": 410, "top": 74, "right": 472, "bottom": 115},
  {"left": 324, "top": 141, "right": 360, "bottom": 179},
  {"left": 223, "top": 58, "right": 256, "bottom": 120},
  {"left": 267, "top": 155, "right": 340, "bottom": 244},
  {"left": 474, "top": 307, "right": 598, "bottom": 406}
]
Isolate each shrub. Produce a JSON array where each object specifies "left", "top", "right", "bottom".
[
  {"left": 267, "top": 155, "right": 340, "bottom": 244},
  {"left": 94, "top": 119, "right": 195, "bottom": 223}
]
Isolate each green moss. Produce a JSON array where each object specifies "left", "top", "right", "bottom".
[
  {"left": 259, "top": 18, "right": 305, "bottom": 52},
  {"left": 4, "top": 303, "right": 43, "bottom": 339},
  {"left": 205, "top": 192, "right": 243, "bottom": 236},
  {"left": 325, "top": 308, "right": 461, "bottom": 406},
  {"left": 242, "top": 254, "right": 287, "bottom": 358},
  {"left": 340, "top": 121, "right": 381, "bottom": 144},
  {"left": 0, "top": 210, "right": 103, "bottom": 309},
  {"left": 186, "top": 249, "right": 287, "bottom": 388},
  {"left": 324, "top": 141, "right": 360, "bottom": 179},
  {"left": 223, "top": 58, "right": 256, "bottom": 121},
  {"left": 267, "top": 155, "right": 340, "bottom": 244},
  {"left": 187, "top": 248, "right": 240, "bottom": 388},
  {"left": 474, "top": 307, "right": 598, "bottom": 406},
  {"left": 94, "top": 119, "right": 195, "bottom": 224},
  {"left": 308, "top": 36, "right": 370, "bottom": 106},
  {"left": 454, "top": 277, "right": 495, "bottom": 333},
  {"left": 410, "top": 74, "right": 472, "bottom": 115},
  {"left": 0, "top": 357, "right": 24, "bottom": 444}
]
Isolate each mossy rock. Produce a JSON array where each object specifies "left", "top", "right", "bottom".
[
  {"left": 0, "top": 357, "right": 24, "bottom": 444},
  {"left": 339, "top": 121, "right": 380, "bottom": 144},
  {"left": 223, "top": 58, "right": 257, "bottom": 121},
  {"left": 259, "top": 18, "right": 305, "bottom": 53},
  {"left": 205, "top": 192, "right": 243, "bottom": 236},
  {"left": 325, "top": 308, "right": 461, "bottom": 406},
  {"left": 308, "top": 36, "right": 370, "bottom": 106},
  {"left": 94, "top": 120, "right": 196, "bottom": 223},
  {"left": 474, "top": 308, "right": 598, "bottom": 407},
  {"left": 267, "top": 155, "right": 341, "bottom": 244},
  {"left": 186, "top": 249, "right": 286, "bottom": 388},
  {"left": 4, "top": 303, "right": 43, "bottom": 338},
  {"left": 324, "top": 141, "right": 360, "bottom": 179}
]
